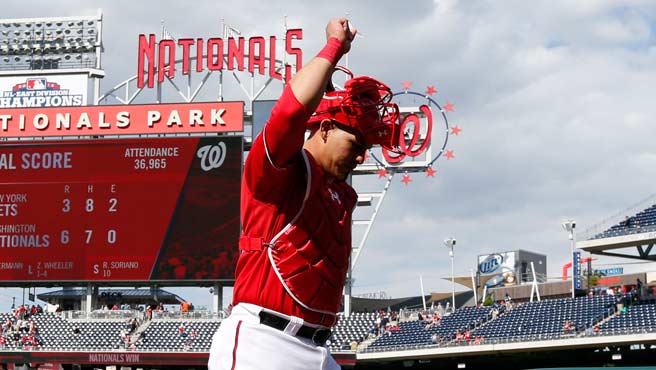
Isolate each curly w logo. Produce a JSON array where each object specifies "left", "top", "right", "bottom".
[{"left": 196, "top": 142, "right": 227, "bottom": 172}]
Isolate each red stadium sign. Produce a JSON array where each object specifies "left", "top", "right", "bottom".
[
  {"left": 0, "top": 137, "right": 241, "bottom": 282},
  {"left": 137, "top": 29, "right": 303, "bottom": 88},
  {"left": 0, "top": 101, "right": 244, "bottom": 138}
]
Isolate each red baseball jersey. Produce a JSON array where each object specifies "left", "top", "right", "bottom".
[{"left": 232, "top": 86, "right": 356, "bottom": 326}]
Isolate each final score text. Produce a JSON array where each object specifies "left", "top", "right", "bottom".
[{"left": 0, "top": 101, "right": 244, "bottom": 138}]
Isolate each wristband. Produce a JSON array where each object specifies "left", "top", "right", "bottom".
[{"left": 316, "top": 37, "right": 343, "bottom": 65}]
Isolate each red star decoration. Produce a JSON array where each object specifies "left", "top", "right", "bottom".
[
  {"left": 445, "top": 150, "right": 455, "bottom": 160},
  {"left": 401, "top": 173, "right": 412, "bottom": 185},
  {"left": 450, "top": 125, "right": 462, "bottom": 135},
  {"left": 402, "top": 81, "right": 412, "bottom": 91},
  {"left": 425, "top": 85, "right": 437, "bottom": 96},
  {"left": 425, "top": 167, "right": 436, "bottom": 177},
  {"left": 443, "top": 102, "right": 455, "bottom": 112},
  {"left": 377, "top": 168, "right": 387, "bottom": 178}
]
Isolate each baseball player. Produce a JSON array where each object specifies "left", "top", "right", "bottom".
[{"left": 208, "top": 18, "right": 399, "bottom": 370}]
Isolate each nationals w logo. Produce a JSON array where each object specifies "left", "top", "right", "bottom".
[{"left": 196, "top": 142, "right": 227, "bottom": 171}]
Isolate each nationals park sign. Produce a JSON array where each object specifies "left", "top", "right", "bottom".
[{"left": 0, "top": 102, "right": 244, "bottom": 139}]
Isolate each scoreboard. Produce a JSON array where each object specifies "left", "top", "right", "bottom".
[{"left": 0, "top": 136, "right": 241, "bottom": 282}]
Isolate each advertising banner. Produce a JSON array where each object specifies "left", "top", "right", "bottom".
[
  {"left": 478, "top": 251, "right": 517, "bottom": 288},
  {"left": 573, "top": 251, "right": 581, "bottom": 289},
  {"left": 0, "top": 74, "right": 88, "bottom": 108}
]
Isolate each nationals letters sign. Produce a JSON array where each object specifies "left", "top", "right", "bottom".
[{"left": 0, "top": 137, "right": 241, "bottom": 282}]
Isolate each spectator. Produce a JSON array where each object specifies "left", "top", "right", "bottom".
[
  {"left": 563, "top": 320, "right": 575, "bottom": 334},
  {"left": 146, "top": 305, "right": 153, "bottom": 320},
  {"left": 636, "top": 278, "right": 644, "bottom": 300},
  {"left": 504, "top": 293, "right": 513, "bottom": 310},
  {"left": 130, "top": 318, "right": 138, "bottom": 333},
  {"left": 491, "top": 307, "right": 499, "bottom": 320},
  {"left": 18, "top": 305, "right": 26, "bottom": 319},
  {"left": 19, "top": 319, "right": 28, "bottom": 333},
  {"left": 436, "top": 302, "right": 445, "bottom": 317},
  {"left": 181, "top": 301, "right": 191, "bottom": 312},
  {"left": 28, "top": 320, "right": 36, "bottom": 335},
  {"left": 3, "top": 320, "right": 10, "bottom": 334}
]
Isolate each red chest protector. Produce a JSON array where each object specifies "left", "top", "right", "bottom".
[{"left": 239, "top": 150, "right": 356, "bottom": 320}]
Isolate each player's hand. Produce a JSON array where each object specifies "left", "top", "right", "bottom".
[{"left": 325, "top": 18, "right": 357, "bottom": 54}]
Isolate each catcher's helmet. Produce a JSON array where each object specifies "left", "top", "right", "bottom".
[{"left": 308, "top": 67, "right": 400, "bottom": 151}]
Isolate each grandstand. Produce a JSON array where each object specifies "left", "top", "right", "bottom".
[
  {"left": 590, "top": 203, "right": 656, "bottom": 240},
  {"left": 4, "top": 293, "right": 656, "bottom": 368}
]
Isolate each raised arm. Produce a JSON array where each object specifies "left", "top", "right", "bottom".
[
  {"left": 259, "top": 19, "right": 357, "bottom": 169},
  {"left": 289, "top": 18, "right": 356, "bottom": 112}
]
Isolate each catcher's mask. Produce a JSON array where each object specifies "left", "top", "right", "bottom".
[{"left": 308, "top": 67, "right": 400, "bottom": 151}]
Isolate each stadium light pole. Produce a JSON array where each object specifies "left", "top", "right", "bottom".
[
  {"left": 444, "top": 238, "right": 456, "bottom": 312},
  {"left": 562, "top": 220, "right": 576, "bottom": 299}
]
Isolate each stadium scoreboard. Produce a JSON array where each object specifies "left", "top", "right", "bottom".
[{"left": 0, "top": 136, "right": 241, "bottom": 282}]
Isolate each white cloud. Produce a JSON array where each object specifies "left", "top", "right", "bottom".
[{"left": 2, "top": 0, "right": 656, "bottom": 311}]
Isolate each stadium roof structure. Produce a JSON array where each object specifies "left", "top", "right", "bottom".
[
  {"left": 578, "top": 230, "right": 656, "bottom": 261},
  {"left": 37, "top": 287, "right": 185, "bottom": 304}
]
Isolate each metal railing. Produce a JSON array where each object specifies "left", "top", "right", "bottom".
[
  {"left": 60, "top": 309, "right": 142, "bottom": 321},
  {"left": 151, "top": 310, "right": 223, "bottom": 321},
  {"left": 359, "top": 325, "right": 656, "bottom": 353}
]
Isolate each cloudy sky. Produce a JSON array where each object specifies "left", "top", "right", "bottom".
[{"left": 1, "top": 0, "right": 656, "bottom": 311}]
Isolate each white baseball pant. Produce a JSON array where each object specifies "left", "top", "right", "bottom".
[{"left": 208, "top": 303, "right": 340, "bottom": 370}]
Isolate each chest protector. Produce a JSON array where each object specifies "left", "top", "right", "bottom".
[{"left": 265, "top": 151, "right": 355, "bottom": 317}]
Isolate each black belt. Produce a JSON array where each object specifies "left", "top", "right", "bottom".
[{"left": 258, "top": 311, "right": 332, "bottom": 346}]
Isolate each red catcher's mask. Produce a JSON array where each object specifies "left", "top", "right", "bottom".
[{"left": 308, "top": 68, "right": 400, "bottom": 151}]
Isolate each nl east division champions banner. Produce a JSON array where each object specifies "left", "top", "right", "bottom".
[
  {"left": 0, "top": 74, "right": 88, "bottom": 108},
  {"left": 0, "top": 137, "right": 241, "bottom": 282}
]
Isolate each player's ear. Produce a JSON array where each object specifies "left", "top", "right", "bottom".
[{"left": 319, "top": 119, "right": 334, "bottom": 142}]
